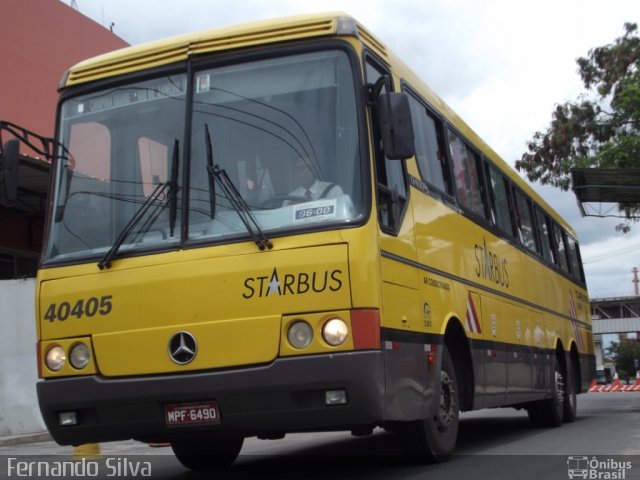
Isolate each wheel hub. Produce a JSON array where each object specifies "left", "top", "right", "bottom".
[{"left": 437, "top": 369, "right": 456, "bottom": 430}]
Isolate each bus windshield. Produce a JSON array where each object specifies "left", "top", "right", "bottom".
[{"left": 44, "top": 49, "right": 363, "bottom": 264}]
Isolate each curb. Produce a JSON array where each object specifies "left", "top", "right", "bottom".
[{"left": 0, "top": 432, "right": 52, "bottom": 447}]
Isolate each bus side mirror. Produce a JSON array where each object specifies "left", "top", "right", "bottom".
[
  {"left": 0, "top": 139, "right": 19, "bottom": 206},
  {"left": 377, "top": 92, "right": 415, "bottom": 160}
]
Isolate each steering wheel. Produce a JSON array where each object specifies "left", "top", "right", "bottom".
[{"left": 260, "top": 195, "right": 308, "bottom": 209}]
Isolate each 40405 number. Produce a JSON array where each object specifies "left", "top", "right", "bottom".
[{"left": 44, "top": 295, "right": 113, "bottom": 322}]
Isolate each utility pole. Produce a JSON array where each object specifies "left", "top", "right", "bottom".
[{"left": 634, "top": 268, "right": 640, "bottom": 341}]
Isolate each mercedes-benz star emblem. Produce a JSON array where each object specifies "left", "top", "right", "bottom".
[{"left": 168, "top": 331, "right": 198, "bottom": 365}]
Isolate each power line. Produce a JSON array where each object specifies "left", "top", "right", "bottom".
[{"left": 583, "top": 243, "right": 640, "bottom": 264}]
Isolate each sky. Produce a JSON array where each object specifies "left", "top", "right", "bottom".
[{"left": 72, "top": 0, "right": 640, "bottom": 299}]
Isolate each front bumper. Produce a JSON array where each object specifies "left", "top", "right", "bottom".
[{"left": 37, "top": 351, "right": 385, "bottom": 445}]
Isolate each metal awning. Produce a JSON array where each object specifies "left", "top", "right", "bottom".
[{"left": 571, "top": 168, "right": 640, "bottom": 218}]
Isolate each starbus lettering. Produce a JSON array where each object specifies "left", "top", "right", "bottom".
[
  {"left": 474, "top": 238, "right": 509, "bottom": 288},
  {"left": 242, "top": 268, "right": 343, "bottom": 299}
]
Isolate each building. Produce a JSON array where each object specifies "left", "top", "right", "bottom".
[
  {"left": 0, "top": 0, "right": 128, "bottom": 437},
  {"left": 1, "top": 0, "right": 128, "bottom": 277}
]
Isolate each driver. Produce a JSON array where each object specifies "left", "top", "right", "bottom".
[{"left": 286, "top": 156, "right": 343, "bottom": 203}]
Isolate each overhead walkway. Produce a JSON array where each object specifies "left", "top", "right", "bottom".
[{"left": 591, "top": 296, "right": 640, "bottom": 334}]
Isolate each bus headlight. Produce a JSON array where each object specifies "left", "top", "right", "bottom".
[
  {"left": 288, "top": 321, "right": 313, "bottom": 349},
  {"left": 45, "top": 346, "right": 66, "bottom": 371},
  {"left": 69, "top": 343, "right": 90, "bottom": 369},
  {"left": 322, "top": 318, "right": 348, "bottom": 346}
]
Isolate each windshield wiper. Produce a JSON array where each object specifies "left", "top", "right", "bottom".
[
  {"left": 204, "top": 124, "right": 216, "bottom": 219},
  {"left": 204, "top": 125, "right": 272, "bottom": 251},
  {"left": 97, "top": 181, "right": 170, "bottom": 270},
  {"left": 98, "top": 140, "right": 180, "bottom": 270}
]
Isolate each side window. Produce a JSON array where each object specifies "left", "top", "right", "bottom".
[
  {"left": 566, "top": 235, "right": 585, "bottom": 283},
  {"left": 513, "top": 189, "right": 537, "bottom": 252},
  {"left": 448, "top": 130, "right": 486, "bottom": 218},
  {"left": 407, "top": 93, "right": 452, "bottom": 195},
  {"left": 486, "top": 163, "right": 514, "bottom": 236},
  {"left": 68, "top": 122, "right": 111, "bottom": 180},
  {"left": 551, "top": 222, "right": 569, "bottom": 272},
  {"left": 138, "top": 137, "right": 168, "bottom": 197},
  {"left": 535, "top": 207, "right": 555, "bottom": 264},
  {"left": 366, "top": 60, "right": 408, "bottom": 234}
]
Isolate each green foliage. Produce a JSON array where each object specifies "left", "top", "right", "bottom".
[
  {"left": 605, "top": 338, "right": 640, "bottom": 379},
  {"left": 515, "top": 23, "right": 640, "bottom": 204}
]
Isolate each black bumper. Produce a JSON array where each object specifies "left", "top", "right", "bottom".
[{"left": 37, "top": 351, "right": 385, "bottom": 445}]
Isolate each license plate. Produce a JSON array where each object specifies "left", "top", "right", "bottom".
[{"left": 165, "top": 401, "right": 220, "bottom": 427}]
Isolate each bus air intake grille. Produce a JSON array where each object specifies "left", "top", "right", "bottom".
[
  {"left": 190, "top": 19, "right": 337, "bottom": 55},
  {"left": 66, "top": 44, "right": 190, "bottom": 86}
]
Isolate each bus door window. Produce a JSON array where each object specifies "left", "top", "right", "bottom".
[
  {"left": 406, "top": 92, "right": 453, "bottom": 196},
  {"left": 447, "top": 129, "right": 487, "bottom": 219},
  {"left": 366, "top": 59, "right": 408, "bottom": 234}
]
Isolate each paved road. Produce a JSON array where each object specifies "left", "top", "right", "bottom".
[{"left": 1, "top": 393, "right": 638, "bottom": 479}]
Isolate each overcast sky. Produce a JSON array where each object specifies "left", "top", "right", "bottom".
[{"left": 72, "top": 0, "right": 640, "bottom": 299}]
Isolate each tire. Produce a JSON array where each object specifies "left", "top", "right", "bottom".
[
  {"left": 527, "top": 356, "right": 564, "bottom": 427},
  {"left": 402, "top": 345, "right": 459, "bottom": 462},
  {"left": 563, "top": 360, "right": 577, "bottom": 423},
  {"left": 171, "top": 436, "right": 244, "bottom": 471}
]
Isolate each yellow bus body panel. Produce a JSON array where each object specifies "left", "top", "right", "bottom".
[
  {"left": 38, "top": 242, "right": 352, "bottom": 377},
  {"left": 402, "top": 155, "right": 591, "bottom": 355}
]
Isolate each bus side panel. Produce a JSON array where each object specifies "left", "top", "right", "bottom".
[
  {"left": 504, "top": 301, "right": 534, "bottom": 405},
  {"left": 380, "top": 281, "right": 427, "bottom": 421},
  {"left": 579, "top": 347, "right": 596, "bottom": 392},
  {"left": 530, "top": 310, "right": 549, "bottom": 396}
]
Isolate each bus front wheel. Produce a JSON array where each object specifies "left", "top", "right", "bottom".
[
  {"left": 402, "top": 345, "right": 459, "bottom": 462},
  {"left": 171, "top": 436, "right": 244, "bottom": 471}
]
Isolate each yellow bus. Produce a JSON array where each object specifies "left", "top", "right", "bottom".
[{"left": 24, "top": 12, "right": 594, "bottom": 469}]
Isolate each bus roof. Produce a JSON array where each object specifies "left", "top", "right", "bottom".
[
  {"left": 61, "top": 12, "right": 367, "bottom": 88},
  {"left": 60, "top": 11, "right": 576, "bottom": 238}
]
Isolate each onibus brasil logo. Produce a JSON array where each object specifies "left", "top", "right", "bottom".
[{"left": 567, "top": 456, "right": 633, "bottom": 479}]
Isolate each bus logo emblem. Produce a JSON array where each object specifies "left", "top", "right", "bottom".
[{"left": 168, "top": 331, "right": 198, "bottom": 365}]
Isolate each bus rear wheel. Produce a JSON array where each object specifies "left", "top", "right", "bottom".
[
  {"left": 563, "top": 360, "right": 577, "bottom": 423},
  {"left": 402, "top": 345, "right": 459, "bottom": 462},
  {"left": 171, "top": 436, "right": 244, "bottom": 471}
]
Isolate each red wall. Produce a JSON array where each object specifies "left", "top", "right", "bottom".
[
  {"left": 0, "top": 0, "right": 129, "bottom": 138},
  {"left": 0, "top": 0, "right": 129, "bottom": 264}
]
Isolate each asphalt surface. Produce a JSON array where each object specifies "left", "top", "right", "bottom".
[{"left": 0, "top": 392, "right": 638, "bottom": 479}]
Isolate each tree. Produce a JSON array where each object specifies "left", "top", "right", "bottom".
[
  {"left": 605, "top": 338, "right": 640, "bottom": 381},
  {"left": 515, "top": 23, "right": 640, "bottom": 227}
]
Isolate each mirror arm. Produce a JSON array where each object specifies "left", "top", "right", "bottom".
[
  {"left": 367, "top": 75, "right": 392, "bottom": 105},
  {"left": 0, "top": 120, "right": 59, "bottom": 161}
]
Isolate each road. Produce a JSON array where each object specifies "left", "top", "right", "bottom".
[{"left": 1, "top": 393, "right": 638, "bottom": 479}]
